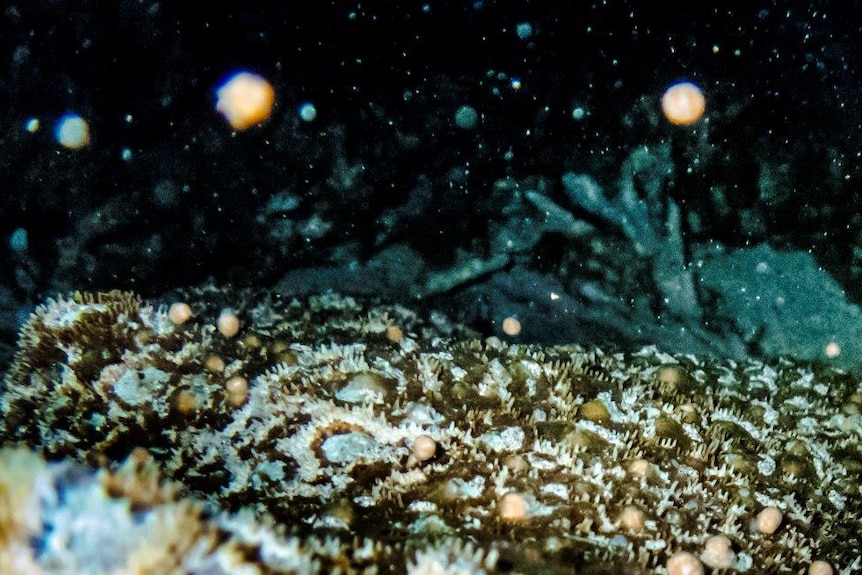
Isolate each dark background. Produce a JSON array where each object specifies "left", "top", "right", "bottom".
[{"left": 2, "top": 0, "right": 862, "bottom": 366}]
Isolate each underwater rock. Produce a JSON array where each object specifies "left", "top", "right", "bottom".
[{"left": 1, "top": 290, "right": 861, "bottom": 574}]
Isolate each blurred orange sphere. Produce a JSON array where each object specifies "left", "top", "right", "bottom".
[
  {"left": 217, "top": 309, "right": 241, "bottom": 338},
  {"left": 216, "top": 71, "right": 275, "bottom": 130},
  {"left": 501, "top": 316, "right": 521, "bottom": 336},
  {"left": 661, "top": 82, "right": 706, "bottom": 126},
  {"left": 168, "top": 302, "right": 193, "bottom": 325}
]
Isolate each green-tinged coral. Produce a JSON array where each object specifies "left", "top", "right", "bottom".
[{"left": 1, "top": 290, "right": 861, "bottom": 574}]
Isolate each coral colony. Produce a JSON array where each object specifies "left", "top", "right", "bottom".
[
  {"left": 7, "top": 3, "right": 862, "bottom": 575},
  {"left": 1, "top": 290, "right": 860, "bottom": 574}
]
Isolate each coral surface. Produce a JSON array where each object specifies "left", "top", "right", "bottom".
[{"left": 1, "top": 290, "right": 861, "bottom": 574}]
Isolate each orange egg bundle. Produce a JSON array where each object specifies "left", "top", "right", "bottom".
[
  {"left": 215, "top": 71, "right": 275, "bottom": 130},
  {"left": 661, "top": 81, "right": 706, "bottom": 126}
]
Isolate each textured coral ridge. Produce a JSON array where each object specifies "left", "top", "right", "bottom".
[
  {"left": 0, "top": 446, "right": 403, "bottom": 575},
  {"left": 2, "top": 290, "right": 862, "bottom": 574}
]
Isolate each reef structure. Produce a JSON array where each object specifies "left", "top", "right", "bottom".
[{"left": 1, "top": 289, "right": 860, "bottom": 574}]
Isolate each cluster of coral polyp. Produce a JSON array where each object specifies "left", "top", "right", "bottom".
[{"left": 1, "top": 290, "right": 860, "bottom": 574}]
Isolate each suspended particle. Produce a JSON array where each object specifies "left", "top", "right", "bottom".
[
  {"left": 9, "top": 228, "right": 28, "bottom": 253},
  {"left": 55, "top": 114, "right": 91, "bottom": 149},
  {"left": 501, "top": 316, "right": 521, "bottom": 336},
  {"left": 217, "top": 309, "right": 241, "bottom": 338},
  {"left": 215, "top": 71, "right": 275, "bottom": 130},
  {"left": 808, "top": 561, "right": 834, "bottom": 575},
  {"left": 407, "top": 434, "right": 437, "bottom": 466},
  {"left": 169, "top": 302, "right": 193, "bottom": 325},
  {"left": 299, "top": 102, "right": 317, "bottom": 122},
  {"left": 661, "top": 81, "right": 706, "bottom": 126},
  {"left": 226, "top": 375, "right": 249, "bottom": 407},
  {"left": 454, "top": 105, "right": 478, "bottom": 129},
  {"left": 755, "top": 506, "right": 783, "bottom": 534},
  {"left": 667, "top": 552, "right": 704, "bottom": 575},
  {"left": 498, "top": 492, "right": 529, "bottom": 522}
]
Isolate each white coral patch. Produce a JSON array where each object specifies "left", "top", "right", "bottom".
[
  {"left": 445, "top": 476, "right": 486, "bottom": 499},
  {"left": 478, "top": 426, "right": 525, "bottom": 452},
  {"left": 321, "top": 431, "right": 387, "bottom": 463}
]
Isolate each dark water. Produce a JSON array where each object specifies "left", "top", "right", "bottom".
[{"left": 2, "top": 0, "right": 862, "bottom": 369}]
